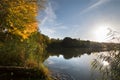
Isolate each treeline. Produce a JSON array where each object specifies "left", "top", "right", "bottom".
[{"left": 48, "top": 37, "right": 120, "bottom": 52}]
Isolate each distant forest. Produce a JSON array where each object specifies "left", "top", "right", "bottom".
[{"left": 47, "top": 37, "right": 120, "bottom": 52}]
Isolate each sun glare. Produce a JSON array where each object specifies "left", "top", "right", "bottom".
[{"left": 94, "top": 26, "right": 109, "bottom": 42}]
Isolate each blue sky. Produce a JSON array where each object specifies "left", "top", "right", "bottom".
[{"left": 38, "top": 0, "right": 120, "bottom": 42}]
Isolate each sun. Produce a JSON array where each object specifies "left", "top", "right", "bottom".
[{"left": 94, "top": 26, "right": 109, "bottom": 42}]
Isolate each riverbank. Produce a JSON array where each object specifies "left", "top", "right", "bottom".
[{"left": 0, "top": 66, "right": 51, "bottom": 80}]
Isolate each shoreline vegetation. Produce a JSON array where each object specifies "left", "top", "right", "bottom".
[
  {"left": 0, "top": 0, "right": 51, "bottom": 80},
  {"left": 48, "top": 37, "right": 120, "bottom": 51},
  {"left": 0, "top": 0, "right": 120, "bottom": 80}
]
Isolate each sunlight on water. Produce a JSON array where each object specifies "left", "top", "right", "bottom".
[{"left": 102, "top": 61, "right": 109, "bottom": 66}]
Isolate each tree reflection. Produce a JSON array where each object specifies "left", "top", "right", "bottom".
[
  {"left": 47, "top": 48, "right": 92, "bottom": 59},
  {"left": 46, "top": 46, "right": 120, "bottom": 80},
  {"left": 91, "top": 50, "right": 120, "bottom": 80}
]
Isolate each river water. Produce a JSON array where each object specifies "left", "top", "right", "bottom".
[{"left": 44, "top": 51, "right": 115, "bottom": 80}]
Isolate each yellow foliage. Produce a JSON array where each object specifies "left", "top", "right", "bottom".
[
  {"left": 0, "top": 0, "right": 39, "bottom": 40},
  {"left": 9, "top": 22, "right": 38, "bottom": 40}
]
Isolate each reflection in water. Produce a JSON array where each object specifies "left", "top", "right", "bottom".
[
  {"left": 44, "top": 48, "right": 120, "bottom": 80},
  {"left": 102, "top": 61, "right": 109, "bottom": 66},
  {"left": 91, "top": 50, "right": 120, "bottom": 80},
  {"left": 44, "top": 48, "right": 111, "bottom": 80},
  {"left": 47, "top": 48, "right": 92, "bottom": 59}
]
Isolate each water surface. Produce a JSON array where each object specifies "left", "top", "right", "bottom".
[{"left": 44, "top": 51, "right": 108, "bottom": 80}]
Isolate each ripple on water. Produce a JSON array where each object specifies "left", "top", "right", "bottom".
[{"left": 50, "top": 70, "right": 75, "bottom": 80}]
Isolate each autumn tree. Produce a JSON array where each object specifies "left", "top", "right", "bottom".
[
  {"left": 0, "top": 0, "right": 49, "bottom": 67},
  {"left": 0, "top": 0, "right": 39, "bottom": 40}
]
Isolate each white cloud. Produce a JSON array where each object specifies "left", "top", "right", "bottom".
[
  {"left": 41, "top": 27, "right": 56, "bottom": 35},
  {"left": 40, "top": 2, "right": 67, "bottom": 38},
  {"left": 89, "top": 0, "right": 109, "bottom": 9},
  {"left": 80, "top": 0, "right": 111, "bottom": 14},
  {"left": 45, "top": 3, "right": 56, "bottom": 22},
  {"left": 40, "top": 2, "right": 56, "bottom": 26}
]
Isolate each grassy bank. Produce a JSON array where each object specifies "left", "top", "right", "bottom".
[{"left": 0, "top": 65, "right": 51, "bottom": 80}]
